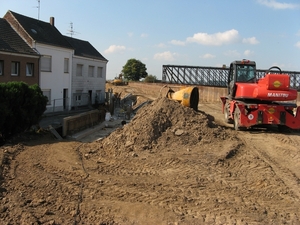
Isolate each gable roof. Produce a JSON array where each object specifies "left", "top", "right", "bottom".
[
  {"left": 0, "top": 18, "right": 39, "bottom": 55},
  {"left": 64, "top": 36, "right": 108, "bottom": 62},
  {"left": 7, "top": 10, "right": 73, "bottom": 49}
]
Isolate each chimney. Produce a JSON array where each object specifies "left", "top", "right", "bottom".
[{"left": 50, "top": 17, "right": 55, "bottom": 26}]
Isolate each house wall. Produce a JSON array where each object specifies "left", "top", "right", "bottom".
[
  {"left": 36, "top": 43, "right": 73, "bottom": 113},
  {"left": 0, "top": 52, "right": 39, "bottom": 85},
  {"left": 71, "top": 56, "right": 107, "bottom": 108}
]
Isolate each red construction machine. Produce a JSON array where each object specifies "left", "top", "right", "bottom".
[{"left": 220, "top": 59, "right": 300, "bottom": 131}]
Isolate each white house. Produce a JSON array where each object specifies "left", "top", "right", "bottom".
[
  {"left": 64, "top": 36, "right": 108, "bottom": 109},
  {"left": 4, "top": 11, "right": 108, "bottom": 113}
]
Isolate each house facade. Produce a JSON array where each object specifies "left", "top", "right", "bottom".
[
  {"left": 64, "top": 36, "right": 108, "bottom": 108},
  {"left": 2, "top": 10, "right": 108, "bottom": 113},
  {"left": 0, "top": 18, "right": 40, "bottom": 85}
]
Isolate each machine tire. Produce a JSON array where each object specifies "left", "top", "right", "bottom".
[
  {"left": 278, "top": 125, "right": 291, "bottom": 133},
  {"left": 233, "top": 107, "right": 245, "bottom": 131},
  {"left": 224, "top": 103, "right": 233, "bottom": 124}
]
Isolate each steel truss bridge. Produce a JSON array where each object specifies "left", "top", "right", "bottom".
[{"left": 162, "top": 65, "right": 300, "bottom": 90}]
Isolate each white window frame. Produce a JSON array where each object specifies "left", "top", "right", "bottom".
[
  {"left": 97, "top": 67, "right": 103, "bottom": 78},
  {"left": 11, "top": 61, "right": 20, "bottom": 76},
  {"left": 64, "top": 58, "right": 69, "bottom": 73},
  {"left": 76, "top": 64, "right": 83, "bottom": 76},
  {"left": 41, "top": 55, "right": 52, "bottom": 72},
  {"left": 88, "top": 65, "right": 94, "bottom": 77},
  {"left": 26, "top": 63, "right": 34, "bottom": 76}
]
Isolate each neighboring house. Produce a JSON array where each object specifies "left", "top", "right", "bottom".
[
  {"left": 0, "top": 18, "right": 40, "bottom": 85},
  {"left": 3, "top": 10, "right": 108, "bottom": 113},
  {"left": 64, "top": 36, "right": 108, "bottom": 108},
  {"left": 4, "top": 10, "right": 74, "bottom": 113}
]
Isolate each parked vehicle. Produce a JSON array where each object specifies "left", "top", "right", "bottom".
[{"left": 220, "top": 59, "right": 300, "bottom": 131}]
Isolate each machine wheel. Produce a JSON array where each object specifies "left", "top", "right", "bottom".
[
  {"left": 224, "top": 103, "right": 233, "bottom": 124},
  {"left": 233, "top": 107, "right": 245, "bottom": 131},
  {"left": 278, "top": 125, "right": 291, "bottom": 133}
]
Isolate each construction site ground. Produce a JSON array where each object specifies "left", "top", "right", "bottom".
[{"left": 1, "top": 83, "right": 300, "bottom": 225}]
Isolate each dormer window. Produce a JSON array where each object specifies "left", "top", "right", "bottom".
[{"left": 31, "top": 28, "right": 37, "bottom": 34}]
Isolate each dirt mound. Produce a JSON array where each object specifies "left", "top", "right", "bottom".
[{"left": 102, "top": 97, "right": 238, "bottom": 154}]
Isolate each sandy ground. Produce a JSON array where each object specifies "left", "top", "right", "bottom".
[{"left": 0, "top": 83, "right": 300, "bottom": 225}]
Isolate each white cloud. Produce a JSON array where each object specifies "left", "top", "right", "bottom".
[
  {"left": 242, "top": 37, "right": 260, "bottom": 44},
  {"left": 156, "top": 43, "right": 167, "bottom": 48},
  {"left": 104, "top": 45, "right": 126, "bottom": 54},
  {"left": 170, "top": 40, "right": 186, "bottom": 46},
  {"left": 202, "top": 53, "right": 216, "bottom": 59},
  {"left": 224, "top": 50, "right": 241, "bottom": 57},
  {"left": 257, "top": 0, "right": 300, "bottom": 9},
  {"left": 295, "top": 41, "right": 300, "bottom": 48},
  {"left": 186, "top": 29, "right": 239, "bottom": 46},
  {"left": 153, "top": 51, "right": 178, "bottom": 61},
  {"left": 141, "top": 33, "right": 148, "bottom": 38},
  {"left": 127, "top": 32, "right": 134, "bottom": 37},
  {"left": 244, "top": 50, "right": 254, "bottom": 56}
]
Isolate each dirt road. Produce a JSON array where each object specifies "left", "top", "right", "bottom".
[{"left": 0, "top": 83, "right": 300, "bottom": 225}]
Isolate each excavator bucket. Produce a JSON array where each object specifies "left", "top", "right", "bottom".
[{"left": 166, "top": 86, "right": 199, "bottom": 110}]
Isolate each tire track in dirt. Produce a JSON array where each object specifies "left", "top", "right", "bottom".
[{"left": 238, "top": 132, "right": 300, "bottom": 200}]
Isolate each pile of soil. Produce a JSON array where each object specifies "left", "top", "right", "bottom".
[{"left": 102, "top": 97, "right": 238, "bottom": 155}]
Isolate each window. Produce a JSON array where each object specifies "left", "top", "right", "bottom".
[
  {"left": 64, "top": 58, "right": 69, "bottom": 73},
  {"left": 237, "top": 65, "right": 255, "bottom": 82},
  {"left": 76, "top": 64, "right": 83, "bottom": 76},
  {"left": 26, "top": 63, "right": 34, "bottom": 76},
  {"left": 41, "top": 55, "right": 52, "bottom": 72},
  {"left": 42, "top": 89, "right": 51, "bottom": 105},
  {"left": 88, "top": 66, "right": 94, "bottom": 77},
  {"left": 0, "top": 60, "right": 3, "bottom": 75},
  {"left": 11, "top": 61, "right": 20, "bottom": 76},
  {"left": 97, "top": 67, "right": 103, "bottom": 78}
]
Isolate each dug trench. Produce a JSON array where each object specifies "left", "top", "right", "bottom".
[{"left": 0, "top": 83, "right": 300, "bottom": 224}]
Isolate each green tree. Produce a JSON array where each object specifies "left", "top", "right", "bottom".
[
  {"left": 144, "top": 75, "right": 157, "bottom": 83},
  {"left": 122, "top": 58, "right": 148, "bottom": 81}
]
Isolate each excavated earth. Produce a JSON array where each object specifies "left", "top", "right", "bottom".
[{"left": 0, "top": 83, "right": 300, "bottom": 225}]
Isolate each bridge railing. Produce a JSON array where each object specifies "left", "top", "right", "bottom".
[{"left": 162, "top": 65, "right": 300, "bottom": 90}]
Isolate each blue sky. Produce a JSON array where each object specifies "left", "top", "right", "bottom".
[{"left": 1, "top": 0, "right": 300, "bottom": 79}]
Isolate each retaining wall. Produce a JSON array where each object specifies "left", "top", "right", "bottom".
[{"left": 62, "top": 110, "right": 104, "bottom": 137}]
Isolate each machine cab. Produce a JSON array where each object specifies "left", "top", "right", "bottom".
[{"left": 228, "top": 59, "right": 256, "bottom": 98}]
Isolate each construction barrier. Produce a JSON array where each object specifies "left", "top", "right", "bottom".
[{"left": 62, "top": 109, "right": 104, "bottom": 137}]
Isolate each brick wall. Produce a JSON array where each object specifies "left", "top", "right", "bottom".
[{"left": 0, "top": 53, "right": 39, "bottom": 85}]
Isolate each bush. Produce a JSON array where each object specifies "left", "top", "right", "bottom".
[
  {"left": 144, "top": 75, "right": 157, "bottom": 83},
  {"left": 0, "top": 82, "right": 48, "bottom": 139}
]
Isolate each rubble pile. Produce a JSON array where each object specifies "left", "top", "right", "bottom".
[{"left": 101, "top": 97, "right": 236, "bottom": 153}]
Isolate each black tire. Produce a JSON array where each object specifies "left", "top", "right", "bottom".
[
  {"left": 233, "top": 107, "right": 245, "bottom": 131},
  {"left": 224, "top": 103, "right": 233, "bottom": 124},
  {"left": 278, "top": 125, "right": 291, "bottom": 133}
]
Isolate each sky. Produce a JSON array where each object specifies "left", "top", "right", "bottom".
[{"left": 1, "top": 0, "right": 300, "bottom": 80}]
